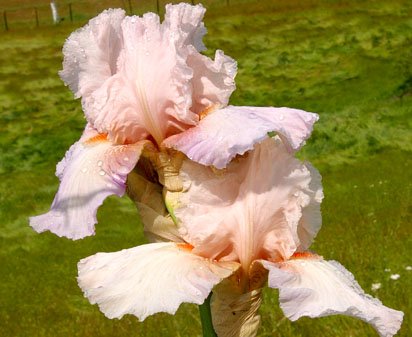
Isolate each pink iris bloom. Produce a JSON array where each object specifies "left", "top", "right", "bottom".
[
  {"left": 77, "top": 138, "right": 403, "bottom": 337},
  {"left": 30, "top": 4, "right": 318, "bottom": 240}
]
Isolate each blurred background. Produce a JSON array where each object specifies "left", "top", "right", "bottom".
[{"left": 0, "top": 0, "right": 411, "bottom": 336}]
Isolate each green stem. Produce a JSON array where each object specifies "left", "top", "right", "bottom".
[{"left": 199, "top": 293, "right": 217, "bottom": 337}]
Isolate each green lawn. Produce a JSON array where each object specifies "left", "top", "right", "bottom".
[{"left": 0, "top": 0, "right": 411, "bottom": 336}]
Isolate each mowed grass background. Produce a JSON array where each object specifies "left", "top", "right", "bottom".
[{"left": 0, "top": 0, "right": 411, "bottom": 336}]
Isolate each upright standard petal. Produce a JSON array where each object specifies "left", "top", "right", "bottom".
[
  {"left": 164, "top": 2, "right": 237, "bottom": 113},
  {"left": 187, "top": 49, "right": 237, "bottom": 114},
  {"left": 262, "top": 257, "right": 403, "bottom": 337},
  {"left": 30, "top": 127, "right": 146, "bottom": 240},
  {"left": 78, "top": 242, "right": 239, "bottom": 320},
  {"left": 163, "top": 3, "right": 207, "bottom": 52},
  {"left": 59, "top": 9, "right": 125, "bottom": 98},
  {"left": 164, "top": 105, "right": 318, "bottom": 169},
  {"left": 172, "top": 138, "right": 322, "bottom": 269},
  {"left": 85, "top": 6, "right": 206, "bottom": 146},
  {"left": 296, "top": 163, "right": 323, "bottom": 251}
]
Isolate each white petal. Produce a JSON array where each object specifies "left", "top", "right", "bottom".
[
  {"left": 30, "top": 128, "right": 145, "bottom": 240},
  {"left": 78, "top": 242, "right": 239, "bottom": 320},
  {"left": 164, "top": 105, "right": 318, "bottom": 169},
  {"left": 262, "top": 257, "right": 404, "bottom": 337}
]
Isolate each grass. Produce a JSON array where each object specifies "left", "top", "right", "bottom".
[{"left": 0, "top": 0, "right": 411, "bottom": 336}]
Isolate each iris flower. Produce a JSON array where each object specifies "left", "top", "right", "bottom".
[
  {"left": 77, "top": 138, "right": 403, "bottom": 337},
  {"left": 30, "top": 4, "right": 318, "bottom": 240}
]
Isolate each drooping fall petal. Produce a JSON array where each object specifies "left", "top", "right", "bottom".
[
  {"left": 262, "top": 257, "right": 403, "bottom": 337},
  {"left": 77, "top": 242, "right": 239, "bottom": 320},
  {"left": 30, "top": 127, "right": 146, "bottom": 240},
  {"left": 171, "top": 138, "right": 322, "bottom": 268},
  {"left": 164, "top": 105, "right": 318, "bottom": 169}
]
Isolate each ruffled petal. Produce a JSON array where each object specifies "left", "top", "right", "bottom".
[
  {"left": 262, "top": 257, "right": 403, "bottom": 337},
  {"left": 164, "top": 3, "right": 207, "bottom": 52},
  {"left": 86, "top": 5, "right": 208, "bottom": 146},
  {"left": 172, "top": 138, "right": 322, "bottom": 268},
  {"left": 296, "top": 163, "right": 323, "bottom": 250},
  {"left": 59, "top": 9, "right": 125, "bottom": 98},
  {"left": 77, "top": 242, "right": 239, "bottom": 320},
  {"left": 164, "top": 105, "right": 318, "bottom": 169},
  {"left": 188, "top": 49, "right": 237, "bottom": 114},
  {"left": 164, "top": 2, "right": 237, "bottom": 115},
  {"left": 30, "top": 127, "right": 146, "bottom": 240}
]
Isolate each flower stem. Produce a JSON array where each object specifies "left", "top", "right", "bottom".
[{"left": 199, "top": 293, "right": 217, "bottom": 337}]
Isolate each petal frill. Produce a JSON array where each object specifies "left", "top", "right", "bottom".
[
  {"left": 59, "top": 9, "right": 125, "bottom": 98},
  {"left": 164, "top": 105, "right": 318, "bottom": 169},
  {"left": 30, "top": 128, "right": 146, "bottom": 240},
  {"left": 86, "top": 5, "right": 209, "bottom": 146},
  {"left": 163, "top": 3, "right": 237, "bottom": 115},
  {"left": 187, "top": 49, "right": 237, "bottom": 114},
  {"left": 172, "top": 138, "right": 322, "bottom": 269},
  {"left": 296, "top": 163, "right": 323, "bottom": 251},
  {"left": 164, "top": 3, "right": 207, "bottom": 52},
  {"left": 77, "top": 242, "right": 239, "bottom": 320},
  {"left": 262, "top": 257, "right": 403, "bottom": 337}
]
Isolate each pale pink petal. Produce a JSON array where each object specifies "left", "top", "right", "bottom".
[
  {"left": 296, "top": 163, "right": 323, "bottom": 250},
  {"left": 30, "top": 127, "right": 145, "bottom": 240},
  {"left": 164, "top": 3, "right": 236, "bottom": 115},
  {"left": 62, "top": 4, "right": 239, "bottom": 148},
  {"left": 77, "top": 242, "right": 239, "bottom": 320},
  {"left": 164, "top": 105, "right": 318, "bottom": 169},
  {"left": 59, "top": 9, "right": 125, "bottom": 99},
  {"left": 172, "top": 138, "right": 321, "bottom": 268},
  {"left": 164, "top": 3, "right": 207, "bottom": 52},
  {"left": 188, "top": 49, "right": 237, "bottom": 114},
  {"left": 262, "top": 257, "right": 404, "bottom": 337},
  {"left": 86, "top": 7, "right": 205, "bottom": 146}
]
